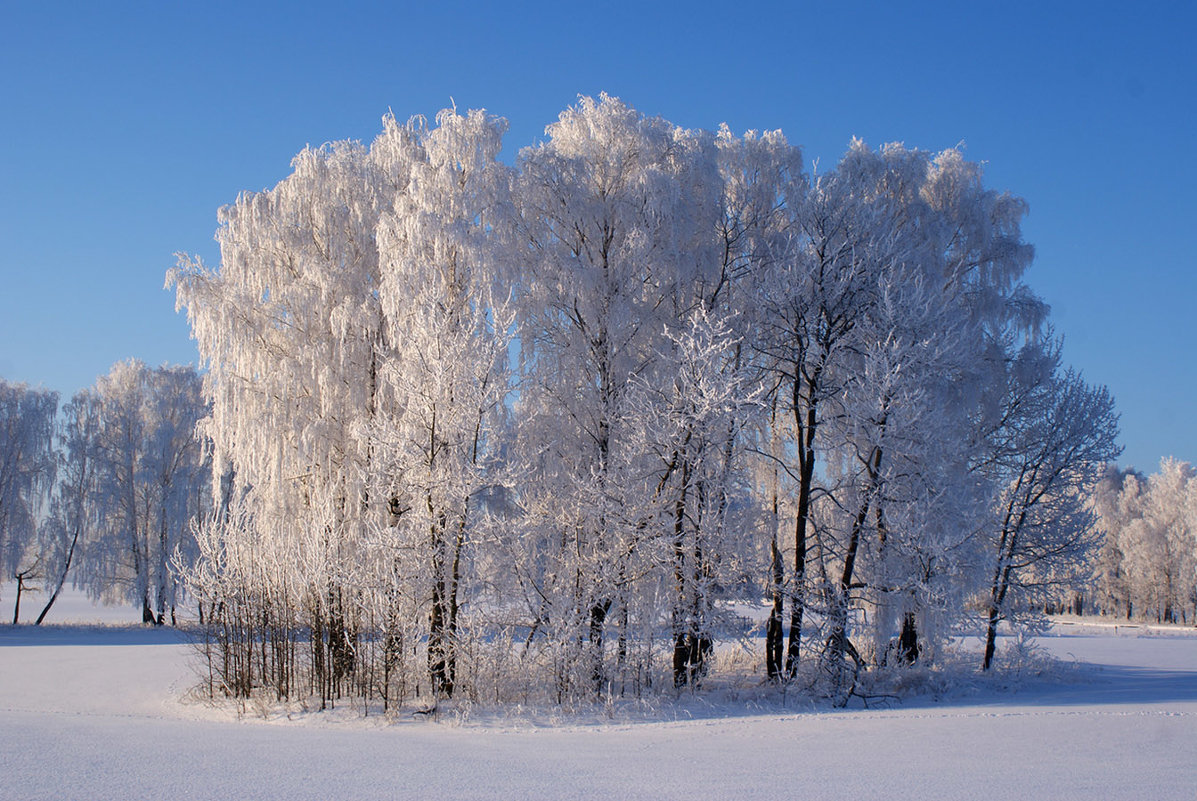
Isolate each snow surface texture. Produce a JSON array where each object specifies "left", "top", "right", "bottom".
[{"left": 0, "top": 599, "right": 1194, "bottom": 800}]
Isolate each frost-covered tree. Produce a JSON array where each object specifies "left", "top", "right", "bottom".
[
  {"left": 171, "top": 123, "right": 413, "bottom": 695},
  {"left": 826, "top": 267, "right": 985, "bottom": 679},
  {"left": 0, "top": 380, "right": 59, "bottom": 618},
  {"left": 980, "top": 339, "right": 1120, "bottom": 669},
  {"left": 369, "top": 107, "right": 515, "bottom": 699},
  {"left": 1088, "top": 465, "right": 1144, "bottom": 619},
  {"left": 644, "top": 307, "right": 760, "bottom": 687},
  {"left": 1095, "top": 459, "right": 1197, "bottom": 624},
  {"left": 72, "top": 362, "right": 209, "bottom": 623},
  {"left": 173, "top": 109, "right": 521, "bottom": 705},
  {"left": 752, "top": 151, "right": 880, "bottom": 680},
  {"left": 707, "top": 126, "right": 804, "bottom": 681},
  {"left": 751, "top": 139, "right": 1033, "bottom": 689},
  {"left": 511, "top": 95, "right": 727, "bottom": 694},
  {"left": 1136, "top": 459, "right": 1196, "bottom": 623},
  {"left": 33, "top": 389, "right": 99, "bottom": 624}
]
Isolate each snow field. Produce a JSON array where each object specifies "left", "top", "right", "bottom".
[{"left": 0, "top": 618, "right": 1194, "bottom": 800}]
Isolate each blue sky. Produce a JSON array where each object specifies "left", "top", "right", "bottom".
[{"left": 1, "top": 1, "right": 1193, "bottom": 472}]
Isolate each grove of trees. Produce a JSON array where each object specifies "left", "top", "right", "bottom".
[
  {"left": 0, "top": 95, "right": 1145, "bottom": 714},
  {"left": 160, "top": 95, "right": 1121, "bottom": 709},
  {"left": 0, "top": 363, "right": 209, "bottom": 626},
  {"left": 1088, "top": 458, "right": 1197, "bottom": 624}
]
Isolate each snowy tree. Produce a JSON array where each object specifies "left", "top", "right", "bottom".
[
  {"left": 1088, "top": 460, "right": 1197, "bottom": 624},
  {"left": 1088, "top": 465, "right": 1143, "bottom": 619},
  {"left": 74, "top": 362, "right": 209, "bottom": 623},
  {"left": 170, "top": 122, "right": 415, "bottom": 697},
  {"left": 708, "top": 126, "right": 804, "bottom": 681},
  {"left": 510, "top": 95, "right": 726, "bottom": 694},
  {"left": 0, "top": 380, "right": 59, "bottom": 619},
  {"left": 754, "top": 142, "right": 932, "bottom": 681},
  {"left": 642, "top": 307, "right": 761, "bottom": 687},
  {"left": 33, "top": 389, "right": 100, "bottom": 624},
  {"left": 1120, "top": 459, "right": 1196, "bottom": 623},
  {"left": 141, "top": 365, "right": 210, "bottom": 623},
  {"left": 980, "top": 338, "right": 1120, "bottom": 669},
  {"left": 827, "top": 267, "right": 986, "bottom": 679},
  {"left": 369, "top": 107, "right": 515, "bottom": 699},
  {"left": 752, "top": 154, "right": 880, "bottom": 680},
  {"left": 173, "top": 108, "right": 520, "bottom": 704},
  {"left": 745, "top": 136, "right": 1046, "bottom": 692}
]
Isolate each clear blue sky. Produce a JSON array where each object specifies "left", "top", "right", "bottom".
[{"left": 1, "top": 1, "right": 1193, "bottom": 473}]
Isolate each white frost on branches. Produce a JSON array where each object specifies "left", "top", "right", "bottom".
[{"left": 164, "top": 95, "right": 1120, "bottom": 706}]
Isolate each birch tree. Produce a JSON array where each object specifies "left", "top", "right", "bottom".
[
  {"left": 34, "top": 389, "right": 99, "bottom": 624},
  {"left": 74, "top": 362, "right": 209, "bottom": 623},
  {"left": 171, "top": 123, "right": 415, "bottom": 697},
  {"left": 370, "top": 107, "right": 515, "bottom": 699},
  {"left": 754, "top": 141, "right": 922, "bottom": 681},
  {"left": 1111, "top": 459, "right": 1197, "bottom": 623},
  {"left": 511, "top": 94, "right": 709, "bottom": 693},
  {"left": 981, "top": 338, "right": 1120, "bottom": 669},
  {"left": 710, "top": 126, "right": 803, "bottom": 681},
  {"left": 0, "top": 380, "right": 58, "bottom": 612}
]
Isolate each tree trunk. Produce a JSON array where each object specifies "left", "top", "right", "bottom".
[
  {"left": 445, "top": 517, "right": 465, "bottom": 696},
  {"left": 426, "top": 467, "right": 452, "bottom": 698},
  {"left": 429, "top": 578, "right": 449, "bottom": 697},
  {"left": 671, "top": 454, "right": 692, "bottom": 688},
  {"left": 12, "top": 574, "right": 25, "bottom": 625},
  {"left": 589, "top": 600, "right": 610, "bottom": 692},
  {"left": 765, "top": 539, "right": 785, "bottom": 680},
  {"left": 785, "top": 394, "right": 818, "bottom": 677},
  {"left": 897, "top": 612, "right": 919, "bottom": 664},
  {"left": 764, "top": 402, "right": 785, "bottom": 681},
  {"left": 155, "top": 500, "right": 169, "bottom": 623},
  {"left": 36, "top": 521, "right": 83, "bottom": 625},
  {"left": 983, "top": 555, "right": 1016, "bottom": 671},
  {"left": 982, "top": 604, "right": 1000, "bottom": 671}
]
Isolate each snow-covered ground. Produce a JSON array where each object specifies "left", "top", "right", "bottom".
[{"left": 1, "top": 594, "right": 1194, "bottom": 800}]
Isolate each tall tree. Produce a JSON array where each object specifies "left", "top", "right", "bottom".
[
  {"left": 34, "top": 389, "right": 99, "bottom": 624},
  {"left": 754, "top": 142, "right": 917, "bottom": 680},
  {"left": 981, "top": 338, "right": 1120, "bottom": 669},
  {"left": 0, "top": 381, "right": 58, "bottom": 584},
  {"left": 171, "top": 124, "right": 414, "bottom": 697},
  {"left": 512, "top": 94, "right": 715, "bottom": 693},
  {"left": 0, "top": 380, "right": 58, "bottom": 621},
  {"left": 710, "top": 126, "right": 803, "bottom": 681},
  {"left": 75, "top": 362, "right": 209, "bottom": 623},
  {"left": 371, "top": 107, "right": 514, "bottom": 698}
]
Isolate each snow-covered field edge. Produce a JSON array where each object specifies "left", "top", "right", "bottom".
[{"left": 1, "top": 588, "right": 1194, "bottom": 800}]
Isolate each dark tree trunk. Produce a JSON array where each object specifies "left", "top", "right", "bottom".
[
  {"left": 671, "top": 454, "right": 692, "bottom": 689},
  {"left": 784, "top": 396, "right": 818, "bottom": 677},
  {"left": 897, "top": 613, "right": 919, "bottom": 664},
  {"left": 673, "top": 632, "right": 713, "bottom": 688},
  {"left": 429, "top": 577, "right": 450, "bottom": 697},
  {"left": 589, "top": 600, "right": 610, "bottom": 691},
  {"left": 12, "top": 573, "right": 27, "bottom": 625},
  {"left": 983, "top": 604, "right": 1000, "bottom": 671},
  {"left": 327, "top": 588, "right": 355, "bottom": 697},
  {"left": 765, "top": 539, "right": 785, "bottom": 680},
  {"left": 672, "top": 633, "right": 690, "bottom": 687}
]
